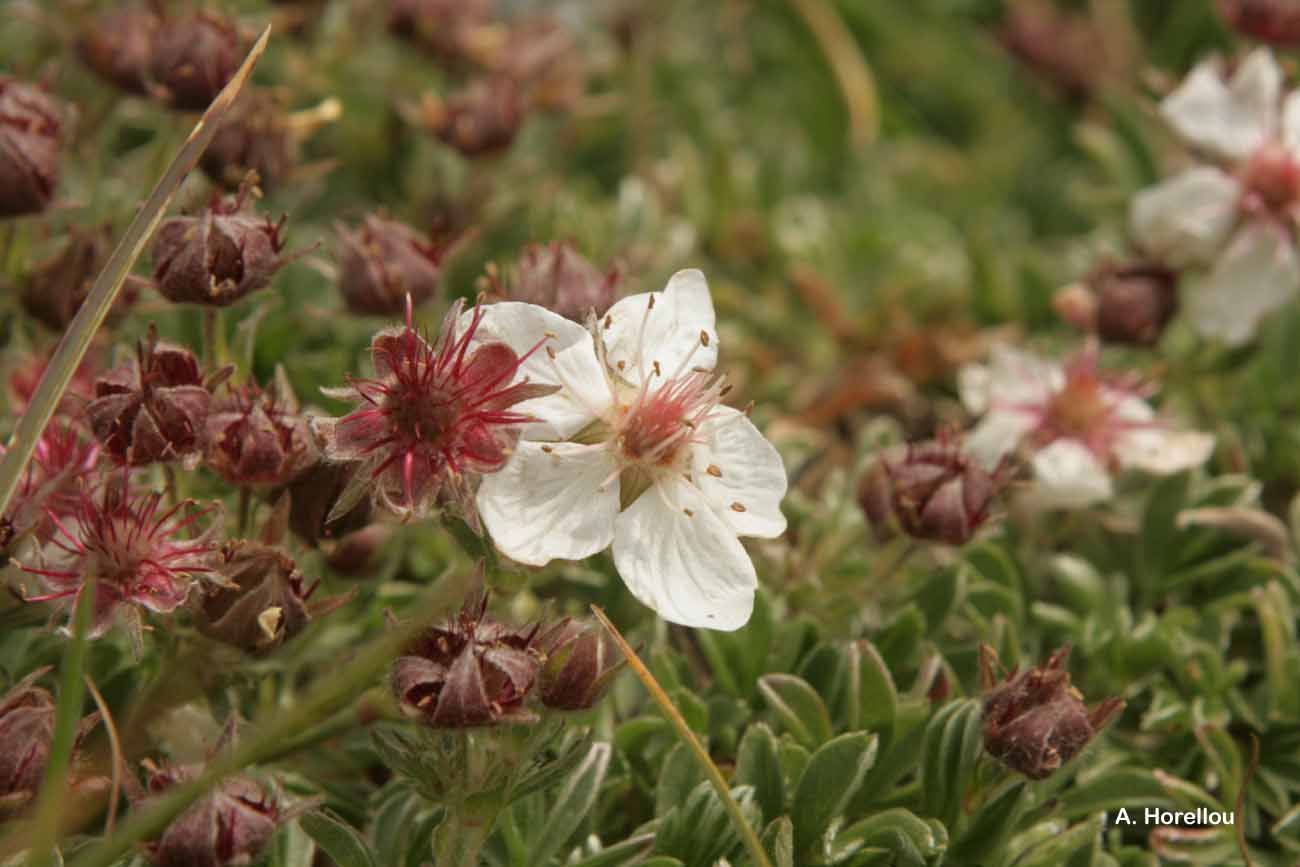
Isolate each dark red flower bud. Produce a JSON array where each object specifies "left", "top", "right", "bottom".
[
  {"left": 0, "top": 78, "right": 63, "bottom": 219},
  {"left": 143, "top": 763, "right": 286, "bottom": 867},
  {"left": 536, "top": 619, "right": 624, "bottom": 711},
  {"left": 77, "top": 6, "right": 161, "bottom": 95},
  {"left": 335, "top": 215, "right": 451, "bottom": 315},
  {"left": 21, "top": 224, "right": 143, "bottom": 330},
  {"left": 283, "top": 460, "right": 374, "bottom": 546},
  {"left": 206, "top": 381, "right": 311, "bottom": 487},
  {"left": 422, "top": 77, "right": 525, "bottom": 158},
  {"left": 1218, "top": 0, "right": 1300, "bottom": 45},
  {"left": 858, "top": 435, "right": 1004, "bottom": 546},
  {"left": 149, "top": 12, "right": 242, "bottom": 111},
  {"left": 493, "top": 241, "right": 620, "bottom": 321},
  {"left": 152, "top": 189, "right": 292, "bottom": 307},
  {"left": 388, "top": 0, "right": 493, "bottom": 66},
  {"left": 199, "top": 92, "right": 295, "bottom": 191},
  {"left": 324, "top": 523, "right": 393, "bottom": 576},
  {"left": 393, "top": 594, "right": 541, "bottom": 728},
  {"left": 997, "top": 1, "right": 1106, "bottom": 102},
  {"left": 980, "top": 645, "right": 1123, "bottom": 780},
  {"left": 0, "top": 669, "right": 98, "bottom": 818},
  {"left": 195, "top": 541, "right": 313, "bottom": 654},
  {"left": 1090, "top": 261, "right": 1179, "bottom": 347},
  {"left": 498, "top": 17, "right": 586, "bottom": 113},
  {"left": 86, "top": 328, "right": 217, "bottom": 467}
]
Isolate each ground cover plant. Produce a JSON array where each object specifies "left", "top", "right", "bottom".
[{"left": 5, "top": 1, "right": 1300, "bottom": 865}]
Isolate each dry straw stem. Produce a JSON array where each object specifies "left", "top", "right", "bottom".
[
  {"left": 591, "top": 605, "right": 774, "bottom": 867},
  {"left": 0, "top": 25, "right": 271, "bottom": 520},
  {"left": 784, "top": 0, "right": 879, "bottom": 147}
]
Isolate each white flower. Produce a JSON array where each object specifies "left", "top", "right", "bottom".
[
  {"left": 959, "top": 345, "right": 1214, "bottom": 509},
  {"left": 468, "top": 270, "right": 788, "bottom": 631},
  {"left": 1130, "top": 48, "right": 1300, "bottom": 344}
]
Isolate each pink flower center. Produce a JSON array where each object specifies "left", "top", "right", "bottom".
[
  {"left": 1022, "top": 352, "right": 1150, "bottom": 463},
  {"left": 617, "top": 370, "right": 720, "bottom": 467},
  {"left": 1240, "top": 142, "right": 1300, "bottom": 214}
]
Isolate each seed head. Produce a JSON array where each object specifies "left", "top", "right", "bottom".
[
  {"left": 205, "top": 381, "right": 311, "bottom": 487},
  {"left": 980, "top": 644, "right": 1123, "bottom": 780},
  {"left": 77, "top": 6, "right": 161, "bottom": 95},
  {"left": 0, "top": 77, "right": 63, "bottom": 218},
  {"left": 86, "top": 329, "right": 219, "bottom": 467},
  {"left": 858, "top": 434, "right": 1004, "bottom": 547},
  {"left": 335, "top": 214, "right": 452, "bottom": 316},
  {"left": 318, "top": 298, "right": 557, "bottom": 525},
  {"left": 152, "top": 188, "right": 293, "bottom": 307},
  {"left": 490, "top": 241, "right": 620, "bottom": 322},
  {"left": 392, "top": 594, "right": 542, "bottom": 727}
]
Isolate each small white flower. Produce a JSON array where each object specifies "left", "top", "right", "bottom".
[
  {"left": 960, "top": 345, "right": 1214, "bottom": 509},
  {"left": 1130, "top": 48, "right": 1300, "bottom": 344},
  {"left": 468, "top": 270, "right": 788, "bottom": 631}
]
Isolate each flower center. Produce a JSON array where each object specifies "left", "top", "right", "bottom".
[
  {"left": 1042, "top": 377, "right": 1110, "bottom": 440},
  {"left": 1241, "top": 142, "right": 1300, "bottom": 213},
  {"left": 385, "top": 383, "right": 459, "bottom": 445},
  {"left": 616, "top": 370, "right": 720, "bottom": 468}
]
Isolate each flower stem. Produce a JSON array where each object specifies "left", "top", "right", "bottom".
[
  {"left": 0, "top": 27, "right": 271, "bottom": 522},
  {"left": 783, "top": 0, "right": 879, "bottom": 147},
  {"left": 432, "top": 802, "right": 499, "bottom": 867},
  {"left": 591, "top": 606, "right": 772, "bottom": 867},
  {"left": 26, "top": 577, "right": 95, "bottom": 867}
]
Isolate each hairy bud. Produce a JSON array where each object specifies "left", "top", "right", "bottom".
[
  {"left": 152, "top": 189, "right": 292, "bottom": 307},
  {"left": 980, "top": 645, "right": 1123, "bottom": 780},
  {"left": 86, "top": 329, "right": 218, "bottom": 467},
  {"left": 149, "top": 12, "right": 242, "bottom": 111},
  {"left": 335, "top": 214, "right": 451, "bottom": 315},
  {"left": 143, "top": 761, "right": 288, "bottom": 867},
  {"left": 200, "top": 92, "right": 296, "bottom": 191},
  {"left": 422, "top": 77, "right": 525, "bottom": 158},
  {"left": 496, "top": 241, "right": 620, "bottom": 321},
  {"left": 1091, "top": 261, "right": 1179, "bottom": 346},
  {"left": 858, "top": 436, "right": 1004, "bottom": 546},
  {"left": 0, "top": 669, "right": 99, "bottom": 818},
  {"left": 393, "top": 594, "right": 541, "bottom": 727},
  {"left": 284, "top": 460, "right": 374, "bottom": 546},
  {"left": 0, "top": 78, "right": 63, "bottom": 218},
  {"left": 1218, "top": 0, "right": 1300, "bottom": 45},
  {"left": 388, "top": 0, "right": 493, "bottom": 66},
  {"left": 77, "top": 6, "right": 161, "bottom": 95},
  {"left": 21, "top": 225, "right": 142, "bottom": 330},
  {"left": 536, "top": 620, "right": 624, "bottom": 711},
  {"left": 205, "top": 382, "right": 311, "bottom": 487}
]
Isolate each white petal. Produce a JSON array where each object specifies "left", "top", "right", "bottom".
[
  {"left": 1160, "top": 48, "right": 1280, "bottom": 160},
  {"left": 1129, "top": 168, "right": 1241, "bottom": 266},
  {"left": 957, "top": 362, "right": 992, "bottom": 415},
  {"left": 468, "top": 302, "right": 614, "bottom": 439},
  {"left": 692, "top": 407, "right": 787, "bottom": 538},
  {"left": 477, "top": 441, "right": 620, "bottom": 566},
  {"left": 964, "top": 409, "right": 1038, "bottom": 470},
  {"left": 1028, "top": 439, "right": 1113, "bottom": 509},
  {"left": 613, "top": 478, "right": 756, "bottom": 631},
  {"left": 1115, "top": 428, "right": 1215, "bottom": 475},
  {"left": 982, "top": 345, "right": 1063, "bottom": 407},
  {"left": 1184, "top": 221, "right": 1300, "bottom": 345},
  {"left": 601, "top": 269, "right": 718, "bottom": 387},
  {"left": 1282, "top": 89, "right": 1300, "bottom": 152}
]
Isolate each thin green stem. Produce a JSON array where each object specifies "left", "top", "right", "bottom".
[
  {"left": 591, "top": 606, "right": 772, "bottom": 867},
  {"left": 0, "top": 26, "right": 271, "bottom": 521},
  {"left": 784, "top": 0, "right": 879, "bottom": 147},
  {"left": 27, "top": 577, "right": 95, "bottom": 867}
]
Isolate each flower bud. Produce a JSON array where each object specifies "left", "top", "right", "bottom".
[
  {"left": 1218, "top": 0, "right": 1300, "bottom": 46},
  {"left": 284, "top": 460, "right": 374, "bottom": 545},
  {"left": 77, "top": 6, "right": 161, "bottom": 95},
  {"left": 536, "top": 620, "right": 624, "bottom": 711},
  {"left": 21, "top": 225, "right": 142, "bottom": 330},
  {"left": 324, "top": 523, "right": 393, "bottom": 576},
  {"left": 143, "top": 763, "right": 285, "bottom": 867},
  {"left": 388, "top": 0, "right": 493, "bottom": 66},
  {"left": 497, "top": 241, "right": 620, "bottom": 321},
  {"left": 393, "top": 594, "right": 541, "bottom": 727},
  {"left": 335, "top": 214, "right": 450, "bottom": 315},
  {"left": 149, "top": 12, "right": 242, "bottom": 111},
  {"left": 200, "top": 92, "right": 295, "bottom": 191},
  {"left": 980, "top": 645, "right": 1123, "bottom": 780},
  {"left": 498, "top": 17, "right": 586, "bottom": 113},
  {"left": 195, "top": 541, "right": 311, "bottom": 654},
  {"left": 1089, "top": 261, "right": 1179, "bottom": 347},
  {"left": 0, "top": 78, "right": 63, "bottom": 219},
  {"left": 421, "top": 77, "right": 525, "bottom": 158},
  {"left": 858, "top": 436, "right": 1003, "bottom": 547},
  {"left": 0, "top": 669, "right": 98, "bottom": 818},
  {"left": 997, "top": 1, "right": 1105, "bottom": 101},
  {"left": 205, "top": 382, "right": 311, "bottom": 487},
  {"left": 152, "top": 190, "right": 291, "bottom": 307},
  {"left": 86, "top": 328, "right": 216, "bottom": 467}
]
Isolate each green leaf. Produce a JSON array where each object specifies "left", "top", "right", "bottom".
[
  {"left": 735, "top": 723, "right": 785, "bottom": 822},
  {"left": 1052, "top": 768, "right": 1171, "bottom": 820},
  {"left": 759, "top": 817, "right": 795, "bottom": 867},
  {"left": 758, "top": 674, "right": 833, "bottom": 749},
  {"left": 836, "top": 808, "right": 947, "bottom": 866},
  {"left": 845, "top": 640, "right": 896, "bottom": 735},
  {"left": 528, "top": 742, "right": 612, "bottom": 867},
  {"left": 792, "top": 732, "right": 878, "bottom": 857},
  {"left": 947, "top": 781, "right": 1025, "bottom": 863},
  {"left": 1137, "top": 471, "right": 1190, "bottom": 586},
  {"left": 919, "top": 699, "right": 982, "bottom": 828},
  {"left": 656, "top": 743, "right": 704, "bottom": 818},
  {"left": 298, "top": 809, "right": 377, "bottom": 867},
  {"left": 1011, "top": 815, "right": 1103, "bottom": 867}
]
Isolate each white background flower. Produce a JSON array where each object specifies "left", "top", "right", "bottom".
[
  {"left": 960, "top": 345, "right": 1214, "bottom": 509},
  {"left": 1130, "top": 48, "right": 1300, "bottom": 344},
  {"left": 468, "top": 270, "right": 787, "bottom": 630}
]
